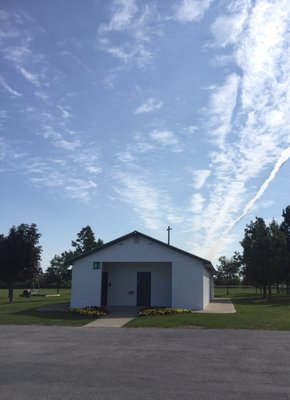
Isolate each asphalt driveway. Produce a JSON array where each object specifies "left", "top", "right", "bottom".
[{"left": 0, "top": 326, "right": 290, "bottom": 400}]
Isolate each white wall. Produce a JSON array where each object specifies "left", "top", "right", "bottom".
[
  {"left": 70, "top": 235, "right": 211, "bottom": 310},
  {"left": 171, "top": 260, "right": 204, "bottom": 309},
  {"left": 203, "top": 269, "right": 210, "bottom": 308},
  {"left": 70, "top": 259, "right": 102, "bottom": 308},
  {"left": 103, "top": 262, "right": 171, "bottom": 307}
]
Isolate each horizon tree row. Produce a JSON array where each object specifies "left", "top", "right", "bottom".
[
  {"left": 0, "top": 224, "right": 104, "bottom": 302},
  {"left": 216, "top": 205, "right": 290, "bottom": 299},
  {"left": 43, "top": 225, "right": 104, "bottom": 292}
]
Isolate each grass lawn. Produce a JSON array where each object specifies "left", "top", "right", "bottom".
[
  {"left": 0, "top": 288, "right": 93, "bottom": 326},
  {"left": 126, "top": 287, "right": 290, "bottom": 330}
]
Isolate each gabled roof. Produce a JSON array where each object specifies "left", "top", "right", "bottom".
[{"left": 66, "top": 230, "right": 215, "bottom": 273}]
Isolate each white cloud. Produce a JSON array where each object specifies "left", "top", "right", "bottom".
[
  {"left": 191, "top": 169, "right": 211, "bottom": 189},
  {"left": 99, "top": 0, "right": 138, "bottom": 33},
  {"left": 64, "top": 179, "right": 97, "bottom": 202},
  {"left": 114, "top": 171, "right": 165, "bottom": 229},
  {"left": 190, "top": 193, "right": 205, "bottom": 214},
  {"left": 117, "top": 150, "right": 136, "bottom": 166},
  {"left": 58, "top": 105, "right": 73, "bottom": 120},
  {"left": 174, "top": 0, "right": 213, "bottom": 23},
  {"left": 0, "top": 76, "right": 22, "bottom": 97},
  {"left": 211, "top": 6, "right": 249, "bottom": 47},
  {"left": 17, "top": 66, "right": 41, "bottom": 86},
  {"left": 54, "top": 139, "right": 81, "bottom": 151},
  {"left": 149, "top": 130, "right": 179, "bottom": 147},
  {"left": 206, "top": 73, "right": 240, "bottom": 148},
  {"left": 134, "top": 98, "right": 163, "bottom": 115},
  {"left": 196, "top": 0, "right": 290, "bottom": 260},
  {"left": 98, "top": 1, "right": 161, "bottom": 70}
]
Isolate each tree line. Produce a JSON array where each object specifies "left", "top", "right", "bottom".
[
  {"left": 0, "top": 225, "right": 103, "bottom": 302},
  {"left": 216, "top": 205, "right": 290, "bottom": 299},
  {"left": 0, "top": 224, "right": 42, "bottom": 302},
  {"left": 43, "top": 225, "right": 103, "bottom": 292}
]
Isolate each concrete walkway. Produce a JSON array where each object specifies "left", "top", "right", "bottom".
[
  {"left": 194, "top": 298, "right": 236, "bottom": 314},
  {"left": 84, "top": 306, "right": 138, "bottom": 328},
  {"left": 37, "top": 299, "right": 236, "bottom": 328},
  {"left": 84, "top": 299, "right": 236, "bottom": 327}
]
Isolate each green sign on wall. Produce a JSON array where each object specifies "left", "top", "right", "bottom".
[{"left": 93, "top": 261, "right": 102, "bottom": 270}]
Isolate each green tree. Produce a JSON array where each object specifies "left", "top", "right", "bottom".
[
  {"left": 215, "top": 252, "right": 241, "bottom": 294},
  {"left": 71, "top": 225, "right": 103, "bottom": 255},
  {"left": 44, "top": 226, "right": 104, "bottom": 290},
  {"left": 241, "top": 217, "right": 286, "bottom": 299},
  {"left": 280, "top": 205, "right": 290, "bottom": 294},
  {"left": 0, "top": 224, "right": 42, "bottom": 303},
  {"left": 44, "top": 251, "right": 73, "bottom": 293}
]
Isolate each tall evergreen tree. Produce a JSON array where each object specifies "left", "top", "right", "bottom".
[
  {"left": 71, "top": 225, "right": 103, "bottom": 255},
  {"left": 280, "top": 205, "right": 290, "bottom": 294},
  {"left": 241, "top": 217, "right": 286, "bottom": 299},
  {"left": 44, "top": 226, "right": 104, "bottom": 289}
]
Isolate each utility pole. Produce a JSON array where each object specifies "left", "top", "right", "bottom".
[{"left": 167, "top": 226, "right": 172, "bottom": 245}]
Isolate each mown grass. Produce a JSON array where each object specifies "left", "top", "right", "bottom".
[
  {"left": 126, "top": 287, "right": 290, "bottom": 330},
  {"left": 0, "top": 288, "right": 92, "bottom": 326},
  {"left": 2, "top": 287, "right": 290, "bottom": 329}
]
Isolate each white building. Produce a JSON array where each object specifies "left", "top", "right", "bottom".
[{"left": 70, "top": 230, "right": 215, "bottom": 310}]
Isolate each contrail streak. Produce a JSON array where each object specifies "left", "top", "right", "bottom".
[
  {"left": 207, "top": 147, "right": 290, "bottom": 260},
  {"left": 228, "top": 146, "right": 290, "bottom": 232}
]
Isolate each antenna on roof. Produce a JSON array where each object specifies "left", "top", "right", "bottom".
[{"left": 167, "top": 226, "right": 172, "bottom": 245}]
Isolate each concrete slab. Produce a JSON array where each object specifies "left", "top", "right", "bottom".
[
  {"left": 83, "top": 306, "right": 139, "bottom": 328},
  {"left": 84, "top": 317, "right": 134, "bottom": 328},
  {"left": 195, "top": 298, "right": 236, "bottom": 314},
  {"left": 37, "top": 301, "right": 235, "bottom": 328}
]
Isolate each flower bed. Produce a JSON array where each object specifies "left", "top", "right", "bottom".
[
  {"left": 138, "top": 307, "right": 191, "bottom": 317},
  {"left": 70, "top": 306, "right": 108, "bottom": 317}
]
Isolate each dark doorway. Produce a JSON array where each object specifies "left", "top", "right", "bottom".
[
  {"left": 101, "top": 271, "right": 108, "bottom": 306},
  {"left": 137, "top": 272, "right": 151, "bottom": 307}
]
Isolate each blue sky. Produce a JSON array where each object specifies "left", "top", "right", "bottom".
[{"left": 1, "top": 0, "right": 290, "bottom": 270}]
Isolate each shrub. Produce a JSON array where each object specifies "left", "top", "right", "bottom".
[
  {"left": 70, "top": 306, "right": 108, "bottom": 317},
  {"left": 138, "top": 307, "right": 191, "bottom": 317}
]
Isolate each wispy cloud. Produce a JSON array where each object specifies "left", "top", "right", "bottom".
[
  {"left": 98, "top": 1, "right": 162, "bottom": 70},
  {"left": 1, "top": 12, "right": 49, "bottom": 89},
  {"left": 1, "top": 145, "right": 101, "bottom": 203},
  {"left": 99, "top": 0, "right": 138, "bottom": 33},
  {"left": 193, "top": 0, "right": 290, "bottom": 260},
  {"left": 191, "top": 169, "right": 211, "bottom": 189},
  {"left": 210, "top": 4, "right": 249, "bottom": 47},
  {"left": 149, "top": 130, "right": 180, "bottom": 148},
  {"left": 17, "top": 66, "right": 41, "bottom": 86},
  {"left": 204, "top": 146, "right": 290, "bottom": 259},
  {"left": 58, "top": 105, "right": 72, "bottom": 120},
  {"left": 190, "top": 193, "right": 205, "bottom": 214},
  {"left": 113, "top": 170, "right": 165, "bottom": 229},
  {"left": 59, "top": 50, "right": 95, "bottom": 74},
  {"left": 174, "top": 0, "right": 213, "bottom": 23},
  {"left": 134, "top": 98, "right": 163, "bottom": 115},
  {"left": 205, "top": 73, "right": 240, "bottom": 148},
  {"left": 0, "top": 75, "right": 22, "bottom": 97},
  {"left": 117, "top": 128, "right": 183, "bottom": 165}
]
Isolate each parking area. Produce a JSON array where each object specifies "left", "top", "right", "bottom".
[{"left": 0, "top": 326, "right": 290, "bottom": 400}]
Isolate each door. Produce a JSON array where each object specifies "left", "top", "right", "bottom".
[
  {"left": 137, "top": 272, "right": 151, "bottom": 307},
  {"left": 101, "top": 271, "right": 108, "bottom": 306}
]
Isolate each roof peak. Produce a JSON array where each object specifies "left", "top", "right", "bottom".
[{"left": 66, "top": 229, "right": 214, "bottom": 272}]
